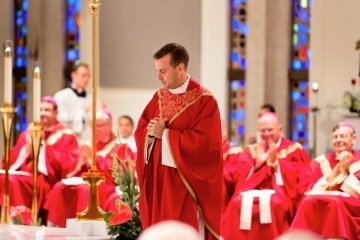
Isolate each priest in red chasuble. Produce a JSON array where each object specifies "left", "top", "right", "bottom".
[
  {"left": 135, "top": 43, "right": 223, "bottom": 240},
  {"left": 44, "top": 109, "right": 135, "bottom": 227},
  {"left": 291, "top": 122, "right": 360, "bottom": 239},
  {"left": 0, "top": 96, "right": 79, "bottom": 211},
  {"left": 221, "top": 113, "right": 312, "bottom": 240}
]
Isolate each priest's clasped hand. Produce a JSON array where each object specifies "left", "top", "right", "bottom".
[{"left": 147, "top": 117, "right": 168, "bottom": 139}]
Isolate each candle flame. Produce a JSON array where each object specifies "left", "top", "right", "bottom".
[
  {"left": 34, "top": 67, "right": 40, "bottom": 79},
  {"left": 312, "top": 82, "right": 319, "bottom": 92},
  {"left": 4, "top": 47, "right": 11, "bottom": 57}
]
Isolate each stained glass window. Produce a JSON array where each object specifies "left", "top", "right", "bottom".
[
  {"left": 229, "top": 0, "right": 247, "bottom": 147},
  {"left": 292, "top": 0, "right": 311, "bottom": 70},
  {"left": 290, "top": 0, "right": 311, "bottom": 150},
  {"left": 230, "top": 80, "right": 246, "bottom": 146},
  {"left": 231, "top": 0, "right": 247, "bottom": 70},
  {"left": 14, "top": 0, "right": 29, "bottom": 139},
  {"left": 65, "top": 0, "right": 81, "bottom": 84},
  {"left": 291, "top": 81, "right": 309, "bottom": 149}
]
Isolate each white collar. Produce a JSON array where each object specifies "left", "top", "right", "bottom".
[{"left": 169, "top": 75, "right": 190, "bottom": 94}]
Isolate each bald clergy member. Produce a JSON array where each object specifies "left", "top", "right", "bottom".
[
  {"left": 291, "top": 122, "right": 360, "bottom": 239},
  {"left": 221, "top": 113, "right": 311, "bottom": 240},
  {"left": 135, "top": 43, "right": 223, "bottom": 240}
]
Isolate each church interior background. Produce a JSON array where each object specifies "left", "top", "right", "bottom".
[{"left": 0, "top": 0, "right": 359, "bottom": 159}]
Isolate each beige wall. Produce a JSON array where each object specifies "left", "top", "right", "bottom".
[
  {"left": 92, "top": 0, "right": 228, "bottom": 130},
  {"left": 310, "top": 0, "right": 360, "bottom": 155}
]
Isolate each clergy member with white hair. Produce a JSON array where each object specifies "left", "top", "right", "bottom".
[{"left": 291, "top": 121, "right": 360, "bottom": 239}]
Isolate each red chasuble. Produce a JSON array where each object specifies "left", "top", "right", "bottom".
[
  {"left": 0, "top": 122, "right": 79, "bottom": 210},
  {"left": 135, "top": 79, "right": 223, "bottom": 240},
  {"left": 222, "top": 139, "right": 242, "bottom": 212},
  {"left": 291, "top": 151, "right": 360, "bottom": 239},
  {"left": 44, "top": 135, "right": 135, "bottom": 227},
  {"left": 221, "top": 138, "right": 311, "bottom": 240}
]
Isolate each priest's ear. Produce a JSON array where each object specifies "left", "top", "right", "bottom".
[{"left": 177, "top": 62, "right": 186, "bottom": 73}]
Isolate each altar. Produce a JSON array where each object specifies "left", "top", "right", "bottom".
[{"left": 0, "top": 224, "right": 111, "bottom": 240}]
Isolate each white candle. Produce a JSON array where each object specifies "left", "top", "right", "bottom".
[
  {"left": 4, "top": 47, "right": 12, "bottom": 105},
  {"left": 33, "top": 67, "right": 41, "bottom": 122}
]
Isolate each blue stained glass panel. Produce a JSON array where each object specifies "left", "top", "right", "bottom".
[
  {"left": 240, "top": 58, "right": 246, "bottom": 69},
  {"left": 300, "top": 98, "right": 307, "bottom": 106},
  {"left": 232, "top": 19, "right": 240, "bottom": 31},
  {"left": 14, "top": 0, "right": 29, "bottom": 139},
  {"left": 230, "top": 1, "right": 247, "bottom": 147},
  {"left": 232, "top": 51, "right": 239, "bottom": 62},
  {"left": 23, "top": 0, "right": 29, "bottom": 10},
  {"left": 292, "top": 131, "right": 298, "bottom": 141},
  {"left": 292, "top": 91, "right": 300, "bottom": 101},
  {"left": 299, "top": 81, "right": 308, "bottom": 89},
  {"left": 240, "top": 23, "right": 248, "bottom": 35},
  {"left": 231, "top": 81, "right": 240, "bottom": 91},
  {"left": 297, "top": 113, "right": 306, "bottom": 121},
  {"left": 238, "top": 125, "right": 245, "bottom": 136},
  {"left": 292, "top": 60, "right": 301, "bottom": 70}
]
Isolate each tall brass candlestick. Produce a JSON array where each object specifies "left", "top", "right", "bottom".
[
  {"left": 0, "top": 105, "right": 16, "bottom": 224},
  {"left": 78, "top": 0, "right": 105, "bottom": 220},
  {"left": 30, "top": 122, "right": 41, "bottom": 225},
  {"left": 311, "top": 82, "right": 319, "bottom": 158}
]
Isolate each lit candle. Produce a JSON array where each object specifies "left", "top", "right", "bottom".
[
  {"left": 4, "top": 47, "right": 12, "bottom": 105},
  {"left": 33, "top": 67, "right": 41, "bottom": 122},
  {"left": 312, "top": 82, "right": 319, "bottom": 93}
]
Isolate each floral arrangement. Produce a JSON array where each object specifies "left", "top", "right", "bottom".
[
  {"left": 103, "top": 153, "right": 142, "bottom": 240},
  {"left": 343, "top": 78, "right": 360, "bottom": 116},
  {"left": 10, "top": 206, "right": 31, "bottom": 225}
]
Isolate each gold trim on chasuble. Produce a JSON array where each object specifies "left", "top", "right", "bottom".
[
  {"left": 314, "top": 155, "right": 350, "bottom": 188},
  {"left": 159, "top": 87, "right": 219, "bottom": 239},
  {"left": 223, "top": 146, "right": 243, "bottom": 161},
  {"left": 46, "top": 128, "right": 74, "bottom": 145},
  {"left": 248, "top": 142, "right": 303, "bottom": 159}
]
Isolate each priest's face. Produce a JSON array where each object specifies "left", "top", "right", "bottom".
[
  {"left": 155, "top": 54, "right": 184, "bottom": 89},
  {"left": 258, "top": 114, "right": 282, "bottom": 144},
  {"left": 332, "top": 126, "right": 356, "bottom": 154},
  {"left": 40, "top": 101, "right": 58, "bottom": 128},
  {"left": 71, "top": 65, "right": 90, "bottom": 89},
  {"left": 96, "top": 118, "right": 112, "bottom": 142}
]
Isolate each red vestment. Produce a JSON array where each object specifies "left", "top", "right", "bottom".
[
  {"left": 222, "top": 139, "right": 242, "bottom": 212},
  {"left": 43, "top": 135, "right": 134, "bottom": 227},
  {"left": 221, "top": 138, "right": 311, "bottom": 240},
  {"left": 0, "top": 122, "right": 79, "bottom": 210},
  {"left": 135, "top": 79, "right": 223, "bottom": 240},
  {"left": 291, "top": 151, "right": 360, "bottom": 239}
]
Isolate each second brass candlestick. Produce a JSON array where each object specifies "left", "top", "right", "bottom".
[{"left": 30, "top": 122, "right": 42, "bottom": 225}]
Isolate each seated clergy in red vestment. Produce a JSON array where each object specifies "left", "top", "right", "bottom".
[
  {"left": 43, "top": 109, "right": 135, "bottom": 227},
  {"left": 291, "top": 122, "right": 360, "bottom": 239},
  {"left": 221, "top": 113, "right": 312, "bottom": 240},
  {"left": 0, "top": 96, "right": 79, "bottom": 211},
  {"left": 221, "top": 119, "right": 243, "bottom": 212}
]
